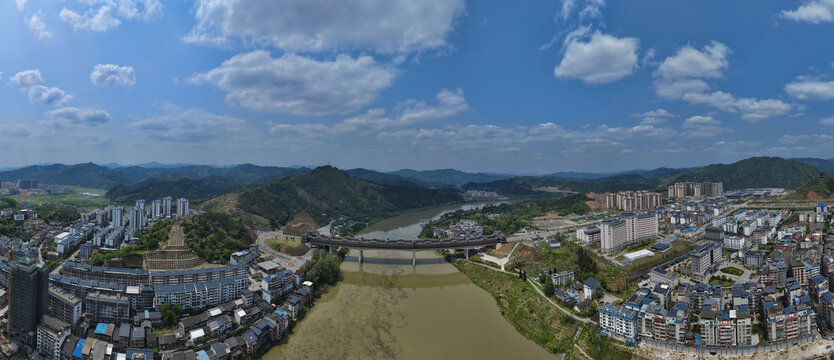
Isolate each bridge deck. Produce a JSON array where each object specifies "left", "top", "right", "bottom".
[{"left": 302, "top": 231, "right": 507, "bottom": 250}]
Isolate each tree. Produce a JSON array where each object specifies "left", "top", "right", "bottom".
[{"left": 542, "top": 274, "right": 555, "bottom": 296}]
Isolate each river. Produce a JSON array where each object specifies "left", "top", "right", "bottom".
[{"left": 264, "top": 202, "right": 556, "bottom": 360}]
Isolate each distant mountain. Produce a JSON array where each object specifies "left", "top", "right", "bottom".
[
  {"left": 391, "top": 168, "right": 512, "bottom": 186},
  {"left": 463, "top": 176, "right": 656, "bottom": 195},
  {"left": 666, "top": 157, "right": 819, "bottom": 190},
  {"left": 0, "top": 163, "right": 302, "bottom": 190},
  {"left": 791, "top": 158, "right": 834, "bottom": 173},
  {"left": 210, "top": 166, "right": 462, "bottom": 229},
  {"left": 344, "top": 168, "right": 427, "bottom": 187}
]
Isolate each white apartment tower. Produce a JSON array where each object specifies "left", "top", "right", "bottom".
[
  {"left": 163, "top": 196, "right": 172, "bottom": 218},
  {"left": 176, "top": 198, "right": 189, "bottom": 217},
  {"left": 111, "top": 206, "right": 123, "bottom": 228},
  {"left": 151, "top": 200, "right": 161, "bottom": 219},
  {"left": 129, "top": 207, "right": 144, "bottom": 231}
]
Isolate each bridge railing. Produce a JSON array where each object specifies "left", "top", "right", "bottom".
[{"left": 301, "top": 231, "right": 507, "bottom": 250}]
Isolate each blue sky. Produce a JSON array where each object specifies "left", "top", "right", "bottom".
[{"left": 1, "top": 0, "right": 834, "bottom": 173}]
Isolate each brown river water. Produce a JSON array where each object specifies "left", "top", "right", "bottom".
[{"left": 263, "top": 203, "right": 556, "bottom": 360}]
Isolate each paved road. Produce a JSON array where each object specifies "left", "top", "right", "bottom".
[{"left": 255, "top": 230, "right": 311, "bottom": 271}]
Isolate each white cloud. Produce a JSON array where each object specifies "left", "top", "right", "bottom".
[
  {"left": 90, "top": 64, "right": 136, "bottom": 87},
  {"left": 14, "top": 0, "right": 27, "bottom": 11},
  {"left": 653, "top": 42, "right": 791, "bottom": 121},
  {"left": 27, "top": 14, "right": 52, "bottom": 39},
  {"left": 131, "top": 105, "right": 248, "bottom": 142},
  {"left": 45, "top": 107, "right": 111, "bottom": 126},
  {"left": 633, "top": 108, "right": 674, "bottom": 125},
  {"left": 681, "top": 115, "right": 726, "bottom": 138},
  {"left": 270, "top": 88, "right": 469, "bottom": 135},
  {"left": 821, "top": 116, "right": 834, "bottom": 125},
  {"left": 60, "top": 0, "right": 162, "bottom": 32},
  {"left": 9, "top": 69, "right": 43, "bottom": 87},
  {"left": 0, "top": 124, "right": 30, "bottom": 137},
  {"left": 779, "top": 134, "right": 833, "bottom": 144},
  {"left": 184, "top": 0, "right": 465, "bottom": 53},
  {"left": 785, "top": 79, "right": 834, "bottom": 101},
  {"left": 554, "top": 31, "right": 639, "bottom": 84},
  {"left": 9, "top": 69, "right": 72, "bottom": 106},
  {"left": 190, "top": 51, "right": 397, "bottom": 116},
  {"left": 781, "top": 0, "right": 834, "bottom": 23},
  {"left": 578, "top": 0, "right": 605, "bottom": 20}
]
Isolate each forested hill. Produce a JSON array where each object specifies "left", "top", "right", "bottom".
[
  {"left": 0, "top": 162, "right": 306, "bottom": 190},
  {"left": 794, "top": 177, "right": 834, "bottom": 199},
  {"left": 220, "top": 166, "right": 462, "bottom": 229},
  {"left": 465, "top": 157, "right": 823, "bottom": 195}
]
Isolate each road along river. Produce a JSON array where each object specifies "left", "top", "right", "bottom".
[{"left": 263, "top": 202, "right": 556, "bottom": 360}]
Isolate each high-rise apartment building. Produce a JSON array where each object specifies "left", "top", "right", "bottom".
[
  {"left": 176, "top": 198, "right": 189, "bottom": 217},
  {"left": 599, "top": 212, "right": 659, "bottom": 253},
  {"left": 10, "top": 258, "right": 49, "bottom": 345},
  {"left": 129, "top": 207, "right": 144, "bottom": 231},
  {"left": 135, "top": 199, "right": 145, "bottom": 212},
  {"left": 667, "top": 181, "right": 724, "bottom": 199},
  {"left": 112, "top": 206, "right": 123, "bottom": 228},
  {"left": 605, "top": 191, "right": 663, "bottom": 212},
  {"left": 163, "top": 196, "right": 172, "bottom": 218},
  {"left": 152, "top": 199, "right": 161, "bottom": 219},
  {"left": 690, "top": 243, "right": 723, "bottom": 282}
]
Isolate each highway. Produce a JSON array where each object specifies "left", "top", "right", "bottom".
[{"left": 255, "top": 230, "right": 311, "bottom": 271}]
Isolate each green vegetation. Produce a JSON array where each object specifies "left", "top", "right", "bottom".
[
  {"left": 299, "top": 249, "right": 342, "bottom": 286},
  {"left": 794, "top": 177, "right": 834, "bottom": 199},
  {"left": 266, "top": 237, "right": 308, "bottom": 256},
  {"left": 456, "top": 261, "right": 580, "bottom": 353},
  {"left": 234, "top": 166, "right": 461, "bottom": 230},
  {"left": 89, "top": 245, "right": 144, "bottom": 268},
  {"left": 11, "top": 187, "right": 110, "bottom": 210},
  {"left": 180, "top": 213, "right": 255, "bottom": 263},
  {"left": 0, "top": 219, "right": 26, "bottom": 238},
  {"left": 420, "top": 194, "right": 592, "bottom": 237},
  {"left": 708, "top": 275, "right": 735, "bottom": 287},
  {"left": 390, "top": 168, "right": 510, "bottom": 186},
  {"left": 0, "top": 197, "right": 18, "bottom": 209},
  {"left": 623, "top": 240, "right": 695, "bottom": 275},
  {"left": 720, "top": 266, "right": 744, "bottom": 276},
  {"left": 668, "top": 157, "right": 819, "bottom": 190},
  {"left": 32, "top": 204, "right": 80, "bottom": 225},
  {"left": 136, "top": 220, "right": 175, "bottom": 250},
  {"left": 620, "top": 238, "right": 656, "bottom": 254},
  {"left": 160, "top": 303, "right": 182, "bottom": 328}
]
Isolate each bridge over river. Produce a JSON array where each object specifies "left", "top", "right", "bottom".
[{"left": 301, "top": 231, "right": 507, "bottom": 265}]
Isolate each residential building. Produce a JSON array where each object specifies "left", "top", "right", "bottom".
[
  {"left": 112, "top": 206, "right": 124, "bottom": 228},
  {"left": 129, "top": 207, "right": 144, "bottom": 231},
  {"left": 744, "top": 251, "right": 763, "bottom": 270},
  {"left": 724, "top": 236, "right": 745, "bottom": 251},
  {"left": 163, "top": 196, "right": 172, "bottom": 218},
  {"left": 551, "top": 270, "right": 575, "bottom": 287},
  {"left": 48, "top": 285, "right": 82, "bottom": 327},
  {"left": 599, "top": 212, "right": 659, "bottom": 254},
  {"left": 37, "top": 315, "right": 70, "bottom": 360},
  {"left": 605, "top": 191, "right": 662, "bottom": 212},
  {"left": 691, "top": 243, "right": 723, "bottom": 282},
  {"left": 153, "top": 276, "right": 250, "bottom": 310},
  {"left": 575, "top": 226, "right": 601, "bottom": 246},
  {"left": 151, "top": 200, "right": 161, "bottom": 219},
  {"left": 10, "top": 258, "right": 49, "bottom": 345},
  {"left": 176, "top": 198, "right": 189, "bottom": 217},
  {"left": 599, "top": 303, "right": 638, "bottom": 340},
  {"left": 262, "top": 270, "right": 295, "bottom": 303}
]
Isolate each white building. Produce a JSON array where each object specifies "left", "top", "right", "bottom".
[
  {"left": 151, "top": 200, "right": 161, "bottom": 219},
  {"left": 176, "top": 198, "right": 189, "bottom": 217},
  {"left": 112, "top": 206, "right": 123, "bottom": 228},
  {"left": 163, "top": 196, "right": 172, "bottom": 218},
  {"left": 723, "top": 236, "right": 745, "bottom": 251},
  {"left": 599, "top": 212, "right": 658, "bottom": 254}
]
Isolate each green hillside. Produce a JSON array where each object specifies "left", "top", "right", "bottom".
[
  {"left": 233, "top": 166, "right": 462, "bottom": 229},
  {"left": 795, "top": 177, "right": 834, "bottom": 199},
  {"left": 391, "top": 168, "right": 511, "bottom": 185},
  {"left": 666, "top": 157, "right": 819, "bottom": 190}
]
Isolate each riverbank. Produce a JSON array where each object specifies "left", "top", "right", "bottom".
[{"left": 455, "top": 261, "right": 644, "bottom": 360}]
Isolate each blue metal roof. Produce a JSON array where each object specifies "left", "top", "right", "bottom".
[
  {"left": 95, "top": 323, "right": 109, "bottom": 335},
  {"left": 196, "top": 351, "right": 210, "bottom": 360},
  {"left": 72, "top": 339, "right": 85, "bottom": 358}
]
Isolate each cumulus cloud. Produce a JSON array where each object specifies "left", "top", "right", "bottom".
[
  {"left": 184, "top": 0, "right": 465, "bottom": 53},
  {"left": 785, "top": 79, "right": 834, "bottom": 101},
  {"left": 554, "top": 31, "right": 639, "bottom": 84},
  {"left": 270, "top": 88, "right": 469, "bottom": 136},
  {"left": 781, "top": 0, "right": 834, "bottom": 23},
  {"left": 27, "top": 14, "right": 52, "bottom": 39},
  {"left": 9, "top": 69, "right": 72, "bottom": 106},
  {"left": 653, "top": 42, "right": 790, "bottom": 121},
  {"left": 190, "top": 51, "right": 397, "bottom": 116},
  {"left": 633, "top": 109, "right": 674, "bottom": 125},
  {"left": 131, "top": 105, "right": 248, "bottom": 142},
  {"left": 779, "top": 133, "right": 833, "bottom": 144},
  {"left": 45, "top": 107, "right": 111, "bottom": 127},
  {"left": 821, "top": 116, "right": 834, "bottom": 125},
  {"left": 90, "top": 64, "right": 136, "bottom": 87},
  {"left": 14, "top": 0, "right": 27, "bottom": 11},
  {"left": 681, "top": 115, "right": 726, "bottom": 138},
  {"left": 60, "top": 0, "right": 162, "bottom": 32}
]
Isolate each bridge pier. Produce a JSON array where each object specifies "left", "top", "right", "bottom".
[
  {"left": 412, "top": 251, "right": 416, "bottom": 266},
  {"left": 463, "top": 248, "right": 469, "bottom": 259},
  {"left": 359, "top": 249, "right": 364, "bottom": 264}
]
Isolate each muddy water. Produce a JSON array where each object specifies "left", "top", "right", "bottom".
[{"left": 264, "top": 203, "right": 555, "bottom": 360}]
